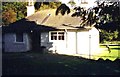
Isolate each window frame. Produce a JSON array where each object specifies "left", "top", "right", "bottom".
[
  {"left": 49, "top": 31, "right": 65, "bottom": 41},
  {"left": 14, "top": 33, "right": 24, "bottom": 43}
]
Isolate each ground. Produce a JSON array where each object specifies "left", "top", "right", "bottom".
[
  {"left": 95, "top": 45, "right": 120, "bottom": 61},
  {"left": 2, "top": 52, "right": 120, "bottom": 75}
]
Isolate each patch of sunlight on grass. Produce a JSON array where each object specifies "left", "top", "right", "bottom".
[
  {"left": 60, "top": 45, "right": 120, "bottom": 61},
  {"left": 97, "top": 46, "right": 120, "bottom": 61},
  {"left": 107, "top": 57, "right": 117, "bottom": 61},
  {"left": 91, "top": 55, "right": 99, "bottom": 60}
]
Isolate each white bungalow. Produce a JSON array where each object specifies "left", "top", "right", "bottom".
[
  {"left": 27, "top": 9, "right": 99, "bottom": 55},
  {"left": 2, "top": 7, "right": 100, "bottom": 57}
]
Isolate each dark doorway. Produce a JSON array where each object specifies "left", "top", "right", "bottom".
[{"left": 31, "top": 30, "right": 41, "bottom": 52}]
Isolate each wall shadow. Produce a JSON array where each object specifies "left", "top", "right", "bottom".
[{"left": 2, "top": 18, "right": 57, "bottom": 52}]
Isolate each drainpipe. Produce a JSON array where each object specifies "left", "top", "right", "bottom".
[
  {"left": 76, "top": 31, "right": 78, "bottom": 54},
  {"left": 89, "top": 34, "right": 91, "bottom": 59},
  {"left": 65, "top": 29, "right": 67, "bottom": 48}
]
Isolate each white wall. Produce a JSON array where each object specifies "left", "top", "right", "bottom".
[
  {"left": 41, "top": 28, "right": 99, "bottom": 56},
  {"left": 89, "top": 27, "right": 100, "bottom": 54},
  {"left": 4, "top": 33, "right": 31, "bottom": 52},
  {"left": 41, "top": 32, "right": 67, "bottom": 54},
  {"left": 77, "top": 31, "right": 89, "bottom": 55},
  {"left": 66, "top": 32, "right": 76, "bottom": 54}
]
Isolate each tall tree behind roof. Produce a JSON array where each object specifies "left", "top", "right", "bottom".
[{"left": 2, "top": 2, "right": 27, "bottom": 25}]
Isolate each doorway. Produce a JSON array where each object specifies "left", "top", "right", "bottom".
[{"left": 31, "top": 30, "right": 41, "bottom": 51}]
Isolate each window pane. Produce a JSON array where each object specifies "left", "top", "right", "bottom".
[
  {"left": 51, "top": 36, "right": 57, "bottom": 40},
  {"left": 51, "top": 32, "right": 57, "bottom": 40},
  {"left": 16, "top": 33, "right": 23, "bottom": 42},
  {"left": 58, "top": 32, "right": 64, "bottom": 40}
]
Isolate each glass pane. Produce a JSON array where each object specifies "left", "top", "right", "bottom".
[
  {"left": 16, "top": 33, "right": 23, "bottom": 42},
  {"left": 51, "top": 32, "right": 57, "bottom": 40},
  {"left": 58, "top": 32, "right": 64, "bottom": 40},
  {"left": 51, "top": 36, "right": 57, "bottom": 40}
]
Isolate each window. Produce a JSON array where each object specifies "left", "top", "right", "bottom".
[
  {"left": 58, "top": 32, "right": 64, "bottom": 40},
  {"left": 15, "top": 33, "right": 23, "bottom": 42},
  {"left": 51, "top": 32, "right": 57, "bottom": 40},
  {"left": 50, "top": 32, "right": 65, "bottom": 40},
  {"left": 81, "top": 0, "right": 88, "bottom": 4}
]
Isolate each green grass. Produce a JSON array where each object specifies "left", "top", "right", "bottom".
[
  {"left": 101, "top": 41, "right": 120, "bottom": 44},
  {"left": 96, "top": 45, "right": 120, "bottom": 61}
]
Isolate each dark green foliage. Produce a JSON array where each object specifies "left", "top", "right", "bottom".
[
  {"left": 100, "top": 30, "right": 119, "bottom": 43},
  {"left": 34, "top": 2, "right": 41, "bottom": 10},
  {"left": 68, "top": 0, "right": 76, "bottom": 7},
  {"left": 2, "top": 2, "right": 61, "bottom": 25},
  {"left": 2, "top": 8, "right": 17, "bottom": 25},
  {"left": 56, "top": 4, "right": 70, "bottom": 15},
  {"left": 2, "top": 2, "right": 27, "bottom": 25},
  {"left": 36, "top": 2, "right": 61, "bottom": 10}
]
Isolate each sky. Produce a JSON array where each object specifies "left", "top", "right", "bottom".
[
  {"left": 59, "top": 0, "right": 98, "bottom": 9},
  {"left": 59, "top": 0, "right": 81, "bottom": 7},
  {"left": 59, "top": 0, "right": 80, "bottom": 4}
]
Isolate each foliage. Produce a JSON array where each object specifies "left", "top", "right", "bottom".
[
  {"left": 100, "top": 30, "right": 119, "bottom": 43},
  {"left": 55, "top": 4, "right": 70, "bottom": 15},
  {"left": 68, "top": 0, "right": 76, "bottom": 6},
  {"left": 34, "top": 2, "right": 41, "bottom": 10},
  {"left": 2, "top": 8, "right": 16, "bottom": 25},
  {"left": 2, "top": 2, "right": 61, "bottom": 25},
  {"left": 95, "top": 2, "right": 120, "bottom": 31},
  {"left": 36, "top": 2, "right": 61, "bottom": 10},
  {"left": 2, "top": 2, "right": 27, "bottom": 25}
]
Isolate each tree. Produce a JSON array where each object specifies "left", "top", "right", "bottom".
[
  {"left": 55, "top": 4, "right": 70, "bottom": 15},
  {"left": 100, "top": 30, "right": 119, "bottom": 43},
  {"left": 35, "top": 2, "right": 61, "bottom": 11},
  {"left": 34, "top": 2, "right": 41, "bottom": 10},
  {"left": 2, "top": 8, "right": 16, "bottom": 25},
  {"left": 93, "top": 1, "right": 120, "bottom": 42},
  {"left": 2, "top": 2, "right": 27, "bottom": 25},
  {"left": 68, "top": 0, "right": 76, "bottom": 7}
]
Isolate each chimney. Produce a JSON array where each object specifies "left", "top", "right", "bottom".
[{"left": 26, "top": 0, "right": 35, "bottom": 17}]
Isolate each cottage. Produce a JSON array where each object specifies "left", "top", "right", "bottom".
[
  {"left": 2, "top": 8, "right": 99, "bottom": 56},
  {"left": 27, "top": 9, "right": 99, "bottom": 55}
]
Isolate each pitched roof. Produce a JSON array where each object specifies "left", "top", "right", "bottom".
[
  {"left": 2, "top": 18, "right": 57, "bottom": 33},
  {"left": 2, "top": 18, "right": 37, "bottom": 33},
  {"left": 3, "top": 9, "right": 93, "bottom": 33},
  {"left": 26, "top": 9, "right": 84, "bottom": 29}
]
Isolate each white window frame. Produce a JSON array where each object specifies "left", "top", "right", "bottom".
[
  {"left": 14, "top": 33, "right": 24, "bottom": 43},
  {"left": 49, "top": 31, "right": 65, "bottom": 41}
]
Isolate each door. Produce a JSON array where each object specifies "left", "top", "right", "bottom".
[
  {"left": 77, "top": 32, "right": 89, "bottom": 55},
  {"left": 67, "top": 32, "right": 76, "bottom": 54},
  {"left": 31, "top": 30, "right": 41, "bottom": 51}
]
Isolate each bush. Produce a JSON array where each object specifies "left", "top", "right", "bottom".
[{"left": 100, "top": 30, "right": 119, "bottom": 43}]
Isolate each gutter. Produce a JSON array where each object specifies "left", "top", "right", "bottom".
[
  {"left": 65, "top": 29, "right": 68, "bottom": 48},
  {"left": 76, "top": 31, "right": 78, "bottom": 54}
]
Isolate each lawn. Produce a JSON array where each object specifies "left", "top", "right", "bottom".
[
  {"left": 2, "top": 52, "right": 120, "bottom": 75},
  {"left": 93, "top": 45, "right": 120, "bottom": 61}
]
